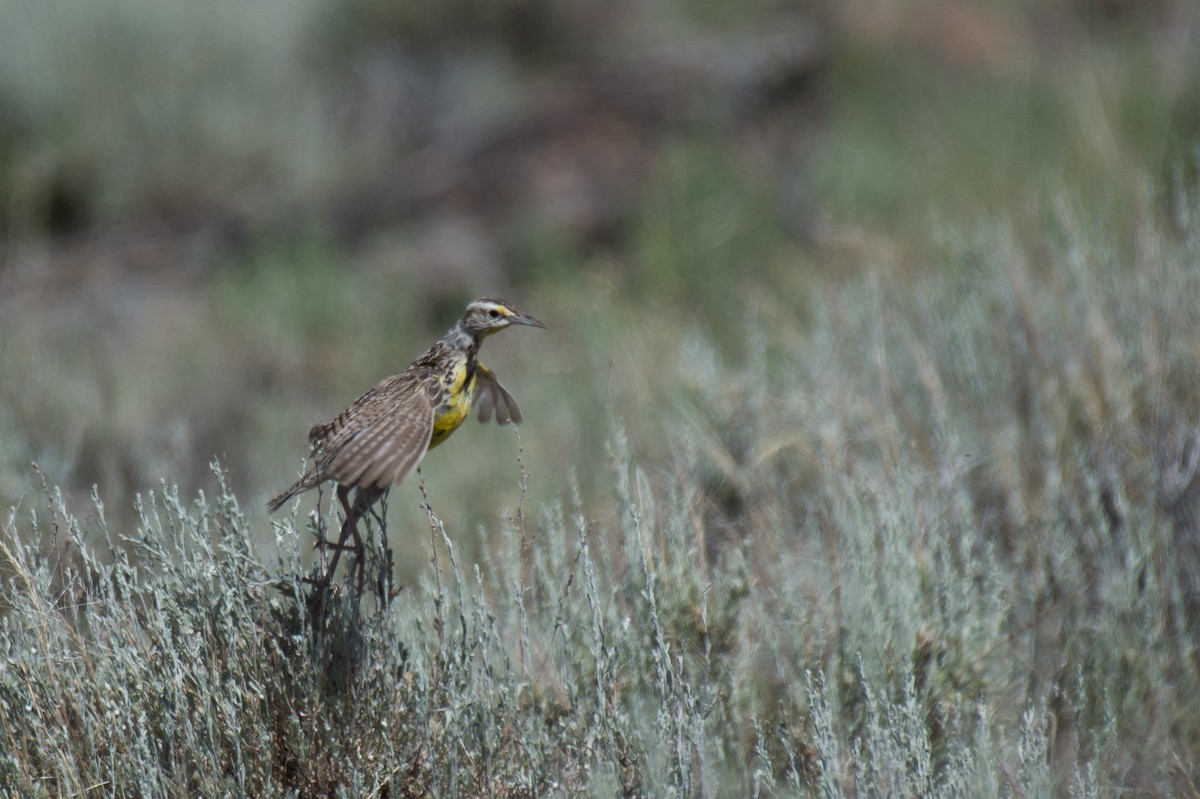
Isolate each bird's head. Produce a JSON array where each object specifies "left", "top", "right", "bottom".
[{"left": 460, "top": 298, "right": 547, "bottom": 339}]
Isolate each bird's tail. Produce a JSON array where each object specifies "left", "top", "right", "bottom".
[{"left": 266, "top": 472, "right": 317, "bottom": 513}]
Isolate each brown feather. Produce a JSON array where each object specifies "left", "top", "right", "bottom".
[
  {"left": 355, "top": 396, "right": 433, "bottom": 489},
  {"left": 476, "top": 364, "right": 522, "bottom": 425}
]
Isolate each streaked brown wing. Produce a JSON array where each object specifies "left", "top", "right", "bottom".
[
  {"left": 321, "top": 378, "right": 436, "bottom": 491},
  {"left": 310, "top": 373, "right": 408, "bottom": 454},
  {"left": 475, "top": 364, "right": 522, "bottom": 425}
]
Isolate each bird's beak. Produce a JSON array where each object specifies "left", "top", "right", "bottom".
[{"left": 510, "top": 310, "right": 547, "bottom": 329}]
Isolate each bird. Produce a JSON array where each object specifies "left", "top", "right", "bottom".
[{"left": 267, "top": 297, "right": 545, "bottom": 580}]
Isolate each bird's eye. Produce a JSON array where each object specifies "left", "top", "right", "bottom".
[{"left": 488, "top": 308, "right": 501, "bottom": 319}]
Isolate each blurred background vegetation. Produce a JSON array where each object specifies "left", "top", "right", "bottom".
[
  {"left": 2, "top": 0, "right": 1200, "bottom": 793},
  {"left": 2, "top": 0, "right": 1195, "bottom": 534}
]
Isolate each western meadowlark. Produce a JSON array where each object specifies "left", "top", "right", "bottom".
[{"left": 267, "top": 297, "right": 545, "bottom": 579}]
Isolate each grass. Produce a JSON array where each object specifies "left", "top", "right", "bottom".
[
  {"left": 3, "top": 182, "right": 1199, "bottom": 795},
  {"left": 2, "top": 2, "right": 1199, "bottom": 794},
  {"left": 810, "top": 17, "right": 1199, "bottom": 254}
]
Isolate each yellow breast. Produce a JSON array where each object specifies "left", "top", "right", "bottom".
[{"left": 429, "top": 358, "right": 476, "bottom": 449}]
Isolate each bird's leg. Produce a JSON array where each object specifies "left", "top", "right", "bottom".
[
  {"left": 312, "top": 487, "right": 358, "bottom": 554},
  {"left": 310, "top": 486, "right": 381, "bottom": 598},
  {"left": 305, "top": 485, "right": 355, "bottom": 618},
  {"left": 318, "top": 485, "right": 357, "bottom": 585},
  {"left": 323, "top": 486, "right": 358, "bottom": 552},
  {"left": 338, "top": 484, "right": 355, "bottom": 529},
  {"left": 348, "top": 487, "right": 385, "bottom": 593},
  {"left": 350, "top": 488, "right": 376, "bottom": 558}
]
